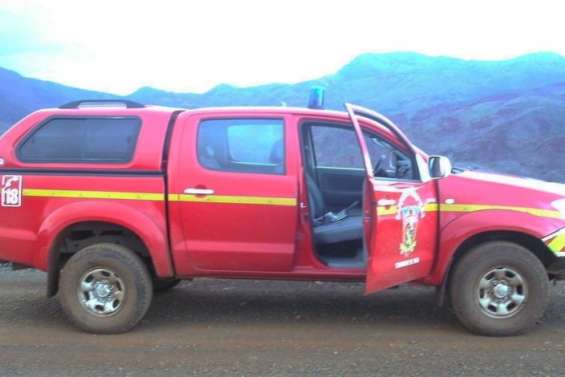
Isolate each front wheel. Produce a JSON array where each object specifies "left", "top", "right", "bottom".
[
  {"left": 449, "top": 241, "right": 550, "bottom": 336},
  {"left": 59, "top": 243, "right": 153, "bottom": 334}
]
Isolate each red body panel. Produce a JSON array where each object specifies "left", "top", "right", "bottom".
[
  {"left": 0, "top": 107, "right": 175, "bottom": 276},
  {"left": 427, "top": 172, "right": 565, "bottom": 284},
  {"left": 366, "top": 180, "right": 439, "bottom": 292},
  {"left": 347, "top": 105, "right": 439, "bottom": 293},
  {"left": 168, "top": 111, "right": 299, "bottom": 274},
  {"left": 0, "top": 105, "right": 563, "bottom": 291}
]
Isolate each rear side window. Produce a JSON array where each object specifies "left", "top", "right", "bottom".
[
  {"left": 18, "top": 117, "right": 141, "bottom": 163},
  {"left": 198, "top": 118, "right": 284, "bottom": 174}
]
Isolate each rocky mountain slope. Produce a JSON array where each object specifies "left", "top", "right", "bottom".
[{"left": 1, "top": 52, "right": 564, "bottom": 181}]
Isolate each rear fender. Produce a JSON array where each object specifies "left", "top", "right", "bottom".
[{"left": 34, "top": 201, "right": 174, "bottom": 279}]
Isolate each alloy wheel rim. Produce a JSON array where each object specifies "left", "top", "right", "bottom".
[
  {"left": 78, "top": 268, "right": 125, "bottom": 317},
  {"left": 476, "top": 266, "right": 527, "bottom": 319}
]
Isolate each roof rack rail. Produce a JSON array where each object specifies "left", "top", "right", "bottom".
[{"left": 59, "top": 99, "right": 145, "bottom": 109}]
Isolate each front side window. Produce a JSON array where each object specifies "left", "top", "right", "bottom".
[
  {"left": 18, "top": 117, "right": 141, "bottom": 163},
  {"left": 198, "top": 118, "right": 284, "bottom": 174},
  {"left": 309, "top": 123, "right": 416, "bottom": 180},
  {"left": 311, "top": 125, "right": 364, "bottom": 169},
  {"left": 364, "top": 133, "right": 417, "bottom": 180}
]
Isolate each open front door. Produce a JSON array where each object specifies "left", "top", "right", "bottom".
[{"left": 346, "top": 104, "right": 439, "bottom": 294}]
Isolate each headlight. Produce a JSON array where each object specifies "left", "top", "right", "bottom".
[{"left": 552, "top": 198, "right": 565, "bottom": 219}]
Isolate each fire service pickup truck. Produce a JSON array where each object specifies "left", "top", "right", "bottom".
[{"left": 0, "top": 95, "right": 564, "bottom": 336}]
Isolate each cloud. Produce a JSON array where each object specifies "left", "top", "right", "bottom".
[
  {"left": 0, "top": 0, "right": 564, "bottom": 94},
  {"left": 0, "top": 10, "right": 41, "bottom": 55}
]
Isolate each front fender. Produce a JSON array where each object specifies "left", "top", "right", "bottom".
[
  {"left": 427, "top": 209, "right": 562, "bottom": 285},
  {"left": 33, "top": 200, "right": 174, "bottom": 277}
]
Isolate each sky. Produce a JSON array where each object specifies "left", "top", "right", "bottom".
[{"left": 0, "top": 0, "right": 564, "bottom": 95}]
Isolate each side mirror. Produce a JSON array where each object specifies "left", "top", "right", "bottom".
[{"left": 428, "top": 156, "right": 452, "bottom": 179}]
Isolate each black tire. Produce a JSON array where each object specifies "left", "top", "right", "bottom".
[
  {"left": 153, "top": 278, "right": 181, "bottom": 293},
  {"left": 449, "top": 241, "right": 550, "bottom": 336},
  {"left": 59, "top": 243, "right": 153, "bottom": 334}
]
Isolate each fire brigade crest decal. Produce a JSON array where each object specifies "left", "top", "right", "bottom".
[
  {"left": 1, "top": 175, "right": 22, "bottom": 207},
  {"left": 395, "top": 189, "right": 424, "bottom": 256}
]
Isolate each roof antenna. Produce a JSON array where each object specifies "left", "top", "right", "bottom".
[{"left": 308, "top": 86, "right": 325, "bottom": 109}]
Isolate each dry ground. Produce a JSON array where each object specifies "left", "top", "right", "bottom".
[{"left": 1, "top": 268, "right": 565, "bottom": 376}]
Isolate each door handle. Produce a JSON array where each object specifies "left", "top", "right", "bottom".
[
  {"left": 377, "top": 199, "right": 397, "bottom": 206},
  {"left": 184, "top": 188, "right": 215, "bottom": 195}
]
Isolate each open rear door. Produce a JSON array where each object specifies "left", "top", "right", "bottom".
[{"left": 346, "top": 104, "right": 439, "bottom": 294}]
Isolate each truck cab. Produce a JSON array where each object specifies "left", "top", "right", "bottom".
[
  {"left": 165, "top": 105, "right": 440, "bottom": 290},
  {"left": 0, "top": 99, "right": 564, "bottom": 335}
]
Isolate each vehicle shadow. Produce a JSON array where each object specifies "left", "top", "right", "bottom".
[
  {"left": 141, "top": 279, "right": 456, "bottom": 332},
  {"left": 0, "top": 275, "right": 455, "bottom": 334},
  {"left": 4, "top": 277, "right": 565, "bottom": 336}
]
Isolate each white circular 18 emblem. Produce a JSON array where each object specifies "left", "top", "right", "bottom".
[{"left": 1, "top": 175, "right": 23, "bottom": 207}]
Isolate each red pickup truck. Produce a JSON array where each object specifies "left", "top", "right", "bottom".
[{"left": 0, "top": 98, "right": 564, "bottom": 336}]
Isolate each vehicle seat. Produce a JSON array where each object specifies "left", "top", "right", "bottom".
[{"left": 306, "top": 174, "right": 363, "bottom": 244}]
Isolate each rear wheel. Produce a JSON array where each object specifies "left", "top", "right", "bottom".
[
  {"left": 449, "top": 241, "right": 550, "bottom": 336},
  {"left": 59, "top": 243, "right": 153, "bottom": 334}
]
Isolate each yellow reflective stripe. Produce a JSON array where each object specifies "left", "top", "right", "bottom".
[
  {"left": 171, "top": 194, "right": 296, "bottom": 206},
  {"left": 440, "top": 203, "right": 561, "bottom": 219},
  {"left": 423, "top": 203, "right": 439, "bottom": 212},
  {"left": 377, "top": 206, "right": 397, "bottom": 216},
  {"left": 21, "top": 189, "right": 296, "bottom": 206},
  {"left": 548, "top": 231, "right": 565, "bottom": 254},
  {"left": 376, "top": 202, "right": 438, "bottom": 216},
  {"left": 23, "top": 189, "right": 164, "bottom": 201},
  {"left": 21, "top": 188, "right": 562, "bottom": 217},
  {"left": 375, "top": 202, "right": 559, "bottom": 219}
]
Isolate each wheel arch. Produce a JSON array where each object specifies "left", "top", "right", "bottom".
[
  {"left": 34, "top": 201, "right": 174, "bottom": 297},
  {"left": 436, "top": 229, "right": 556, "bottom": 307},
  {"left": 450, "top": 230, "right": 555, "bottom": 270}
]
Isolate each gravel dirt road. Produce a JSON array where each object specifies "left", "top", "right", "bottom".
[{"left": 1, "top": 268, "right": 565, "bottom": 377}]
